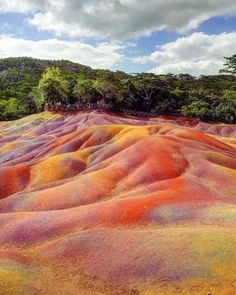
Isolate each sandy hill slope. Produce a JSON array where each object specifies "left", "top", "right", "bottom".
[{"left": 0, "top": 111, "right": 236, "bottom": 295}]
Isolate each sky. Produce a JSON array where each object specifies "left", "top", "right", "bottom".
[{"left": 0, "top": 0, "right": 236, "bottom": 76}]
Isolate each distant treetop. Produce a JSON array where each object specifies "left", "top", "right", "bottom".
[{"left": 220, "top": 54, "right": 236, "bottom": 75}]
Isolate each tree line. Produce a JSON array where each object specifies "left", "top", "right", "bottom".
[{"left": 0, "top": 55, "right": 236, "bottom": 123}]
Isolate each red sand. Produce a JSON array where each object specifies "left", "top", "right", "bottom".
[{"left": 0, "top": 111, "right": 235, "bottom": 295}]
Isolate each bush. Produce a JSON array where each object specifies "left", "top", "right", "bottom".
[
  {"left": 0, "top": 98, "right": 28, "bottom": 120},
  {"left": 181, "top": 100, "right": 210, "bottom": 120}
]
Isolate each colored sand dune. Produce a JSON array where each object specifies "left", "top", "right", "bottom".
[{"left": 0, "top": 110, "right": 235, "bottom": 295}]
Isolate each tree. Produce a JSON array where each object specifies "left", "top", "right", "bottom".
[
  {"left": 38, "top": 67, "right": 69, "bottom": 105},
  {"left": 94, "top": 78, "right": 124, "bottom": 104},
  {"left": 29, "top": 87, "right": 44, "bottom": 110},
  {"left": 0, "top": 98, "right": 28, "bottom": 120},
  {"left": 128, "top": 73, "right": 162, "bottom": 101},
  {"left": 177, "top": 73, "right": 196, "bottom": 81},
  {"left": 211, "top": 90, "right": 236, "bottom": 123},
  {"left": 213, "top": 100, "right": 236, "bottom": 123},
  {"left": 120, "top": 74, "right": 164, "bottom": 111},
  {"left": 0, "top": 100, "right": 8, "bottom": 120},
  {"left": 73, "top": 79, "right": 98, "bottom": 104},
  {"left": 181, "top": 100, "right": 210, "bottom": 120},
  {"left": 1, "top": 56, "right": 236, "bottom": 123},
  {"left": 220, "top": 54, "right": 236, "bottom": 75}
]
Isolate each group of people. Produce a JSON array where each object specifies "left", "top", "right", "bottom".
[
  {"left": 44, "top": 100, "right": 111, "bottom": 111},
  {"left": 44, "top": 101, "right": 160, "bottom": 118}
]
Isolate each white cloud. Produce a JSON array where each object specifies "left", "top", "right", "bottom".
[
  {"left": 1, "top": 2, "right": 236, "bottom": 75},
  {"left": 0, "top": 0, "right": 42, "bottom": 13},
  {"left": 134, "top": 32, "right": 236, "bottom": 76},
  {"left": 150, "top": 60, "right": 224, "bottom": 76},
  {"left": 28, "top": 12, "right": 97, "bottom": 38},
  {"left": 0, "top": 35, "right": 124, "bottom": 69},
  {"left": 1, "top": 0, "right": 236, "bottom": 39}
]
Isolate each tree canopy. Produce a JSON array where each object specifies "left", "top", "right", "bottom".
[
  {"left": 37, "top": 67, "right": 69, "bottom": 106},
  {"left": 73, "top": 78, "right": 98, "bottom": 104},
  {"left": 0, "top": 56, "right": 236, "bottom": 123},
  {"left": 220, "top": 54, "right": 236, "bottom": 75}
]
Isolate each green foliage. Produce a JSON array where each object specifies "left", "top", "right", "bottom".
[
  {"left": 94, "top": 78, "right": 124, "bottom": 104},
  {"left": 0, "top": 56, "right": 236, "bottom": 123},
  {"left": 212, "top": 90, "right": 236, "bottom": 123},
  {"left": 220, "top": 54, "right": 236, "bottom": 75},
  {"left": 0, "top": 98, "right": 28, "bottom": 120},
  {"left": 223, "top": 90, "right": 236, "bottom": 100},
  {"left": 0, "top": 57, "right": 92, "bottom": 120},
  {"left": 181, "top": 100, "right": 210, "bottom": 120},
  {"left": 120, "top": 74, "right": 164, "bottom": 111},
  {"left": 37, "top": 67, "right": 69, "bottom": 105},
  {"left": 29, "top": 87, "right": 44, "bottom": 108},
  {"left": 73, "top": 79, "right": 98, "bottom": 103}
]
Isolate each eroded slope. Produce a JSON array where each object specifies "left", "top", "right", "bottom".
[{"left": 0, "top": 111, "right": 235, "bottom": 295}]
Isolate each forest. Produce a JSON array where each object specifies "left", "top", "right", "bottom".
[{"left": 0, "top": 55, "right": 236, "bottom": 123}]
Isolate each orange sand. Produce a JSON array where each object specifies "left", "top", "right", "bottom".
[{"left": 0, "top": 111, "right": 235, "bottom": 294}]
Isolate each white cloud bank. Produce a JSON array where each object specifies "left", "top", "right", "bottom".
[
  {"left": 134, "top": 32, "right": 236, "bottom": 76},
  {"left": 1, "top": 2, "right": 236, "bottom": 75},
  {"left": 0, "top": 32, "right": 235, "bottom": 75},
  {"left": 0, "top": 35, "right": 124, "bottom": 68},
  {"left": 1, "top": 0, "right": 236, "bottom": 39}
]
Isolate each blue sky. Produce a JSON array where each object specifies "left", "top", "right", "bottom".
[{"left": 0, "top": 0, "right": 236, "bottom": 76}]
